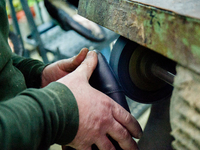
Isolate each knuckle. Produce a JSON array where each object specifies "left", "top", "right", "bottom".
[
  {"left": 119, "top": 128, "right": 129, "bottom": 140},
  {"left": 99, "top": 115, "right": 112, "bottom": 128},
  {"left": 124, "top": 114, "right": 132, "bottom": 124},
  {"left": 93, "top": 116, "right": 110, "bottom": 134},
  {"left": 102, "top": 99, "right": 112, "bottom": 108}
]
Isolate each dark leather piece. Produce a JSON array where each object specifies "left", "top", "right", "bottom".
[
  {"left": 89, "top": 50, "right": 130, "bottom": 150},
  {"left": 90, "top": 50, "right": 130, "bottom": 112}
]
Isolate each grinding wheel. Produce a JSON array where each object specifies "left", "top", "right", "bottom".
[{"left": 110, "top": 36, "right": 175, "bottom": 103}]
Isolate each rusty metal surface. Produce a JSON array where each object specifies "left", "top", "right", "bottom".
[{"left": 78, "top": 0, "right": 200, "bottom": 74}]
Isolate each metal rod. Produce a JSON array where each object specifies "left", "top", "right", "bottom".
[
  {"left": 35, "top": 0, "right": 44, "bottom": 24},
  {"left": 20, "top": 0, "right": 49, "bottom": 63},
  {"left": 151, "top": 64, "right": 175, "bottom": 86}
]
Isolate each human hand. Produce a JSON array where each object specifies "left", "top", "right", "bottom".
[
  {"left": 41, "top": 48, "right": 89, "bottom": 87},
  {"left": 57, "top": 51, "right": 143, "bottom": 150}
]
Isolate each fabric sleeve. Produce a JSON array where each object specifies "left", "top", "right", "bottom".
[
  {"left": 0, "top": 82, "right": 79, "bottom": 150},
  {"left": 11, "top": 53, "right": 48, "bottom": 88}
]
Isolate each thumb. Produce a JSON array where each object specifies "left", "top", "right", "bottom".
[{"left": 75, "top": 51, "right": 98, "bottom": 81}]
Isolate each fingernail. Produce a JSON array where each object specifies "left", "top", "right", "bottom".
[
  {"left": 81, "top": 48, "right": 89, "bottom": 53},
  {"left": 87, "top": 51, "right": 95, "bottom": 57}
]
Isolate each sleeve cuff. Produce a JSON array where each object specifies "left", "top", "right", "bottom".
[
  {"left": 19, "top": 82, "right": 79, "bottom": 147},
  {"left": 44, "top": 82, "right": 79, "bottom": 145}
]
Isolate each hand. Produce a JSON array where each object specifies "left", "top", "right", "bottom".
[
  {"left": 41, "top": 48, "right": 89, "bottom": 87},
  {"left": 57, "top": 51, "right": 143, "bottom": 150}
]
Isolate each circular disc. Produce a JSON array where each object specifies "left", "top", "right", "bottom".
[{"left": 109, "top": 36, "right": 173, "bottom": 103}]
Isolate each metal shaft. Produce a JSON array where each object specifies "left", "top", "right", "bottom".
[{"left": 151, "top": 64, "right": 175, "bottom": 86}]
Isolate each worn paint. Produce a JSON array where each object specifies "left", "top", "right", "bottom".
[
  {"left": 78, "top": 0, "right": 200, "bottom": 74},
  {"left": 192, "top": 45, "right": 200, "bottom": 58}
]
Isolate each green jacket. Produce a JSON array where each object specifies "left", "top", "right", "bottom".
[{"left": 0, "top": 1, "right": 79, "bottom": 149}]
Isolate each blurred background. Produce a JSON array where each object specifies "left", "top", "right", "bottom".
[{"left": 6, "top": 0, "right": 119, "bottom": 63}]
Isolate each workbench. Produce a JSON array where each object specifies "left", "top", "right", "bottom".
[{"left": 78, "top": 0, "right": 200, "bottom": 74}]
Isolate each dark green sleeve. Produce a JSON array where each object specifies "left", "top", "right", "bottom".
[
  {"left": 0, "top": 82, "right": 79, "bottom": 150},
  {"left": 11, "top": 53, "right": 47, "bottom": 88}
]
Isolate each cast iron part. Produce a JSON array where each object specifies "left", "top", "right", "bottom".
[
  {"left": 64, "top": 50, "right": 130, "bottom": 150},
  {"left": 110, "top": 36, "right": 176, "bottom": 103}
]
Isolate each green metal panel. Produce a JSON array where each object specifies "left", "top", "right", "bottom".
[{"left": 78, "top": 0, "right": 200, "bottom": 74}]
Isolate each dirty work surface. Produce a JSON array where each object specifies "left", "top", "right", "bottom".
[{"left": 130, "top": 0, "right": 200, "bottom": 19}]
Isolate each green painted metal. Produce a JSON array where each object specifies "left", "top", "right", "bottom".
[{"left": 78, "top": 0, "right": 200, "bottom": 74}]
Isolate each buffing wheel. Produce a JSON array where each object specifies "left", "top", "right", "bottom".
[{"left": 110, "top": 36, "right": 175, "bottom": 103}]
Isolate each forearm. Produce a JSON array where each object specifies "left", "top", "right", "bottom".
[
  {"left": 0, "top": 82, "right": 79, "bottom": 150},
  {"left": 11, "top": 53, "right": 47, "bottom": 88}
]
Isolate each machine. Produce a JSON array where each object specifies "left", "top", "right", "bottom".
[{"left": 78, "top": 0, "right": 200, "bottom": 149}]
